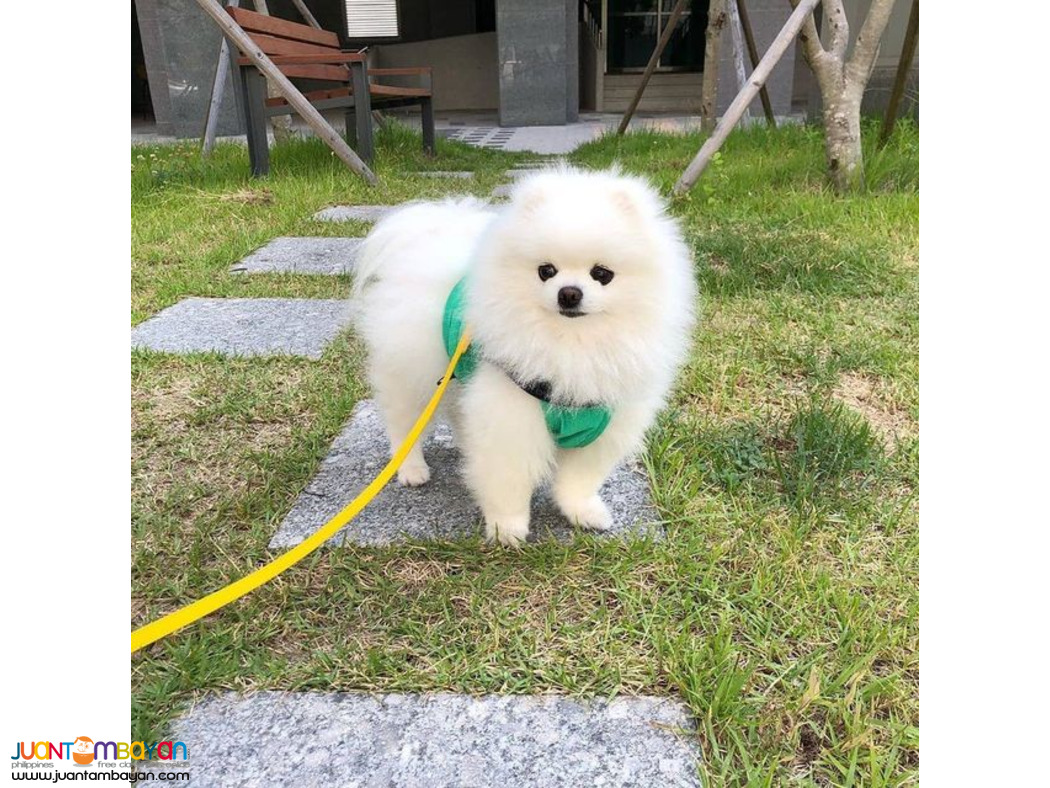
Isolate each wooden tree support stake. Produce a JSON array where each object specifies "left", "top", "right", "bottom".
[
  {"left": 616, "top": 0, "right": 690, "bottom": 136},
  {"left": 673, "top": 0, "right": 819, "bottom": 195},
  {"left": 201, "top": 0, "right": 240, "bottom": 156},
  {"left": 194, "top": 0, "right": 378, "bottom": 185},
  {"left": 727, "top": 0, "right": 752, "bottom": 125},
  {"left": 290, "top": 0, "right": 321, "bottom": 29},
  {"left": 879, "top": 0, "right": 918, "bottom": 147},
  {"left": 736, "top": 0, "right": 776, "bottom": 127}
]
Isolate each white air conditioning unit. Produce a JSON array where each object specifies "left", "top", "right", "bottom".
[{"left": 345, "top": 0, "right": 400, "bottom": 39}]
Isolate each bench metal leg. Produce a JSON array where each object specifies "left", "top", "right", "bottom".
[
  {"left": 239, "top": 66, "right": 270, "bottom": 177},
  {"left": 420, "top": 97, "right": 435, "bottom": 156},
  {"left": 344, "top": 105, "right": 358, "bottom": 148},
  {"left": 350, "top": 61, "right": 374, "bottom": 162}
]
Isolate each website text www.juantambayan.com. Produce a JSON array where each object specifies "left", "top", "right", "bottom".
[{"left": 11, "top": 772, "right": 189, "bottom": 782}]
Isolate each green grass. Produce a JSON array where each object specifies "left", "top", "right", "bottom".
[{"left": 132, "top": 120, "right": 918, "bottom": 786}]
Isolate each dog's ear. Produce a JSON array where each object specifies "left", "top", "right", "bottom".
[
  {"left": 611, "top": 188, "right": 640, "bottom": 219},
  {"left": 512, "top": 179, "right": 547, "bottom": 215},
  {"left": 609, "top": 178, "right": 662, "bottom": 223}
]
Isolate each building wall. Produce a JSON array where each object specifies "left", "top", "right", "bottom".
[
  {"left": 580, "top": 24, "right": 601, "bottom": 112},
  {"left": 375, "top": 33, "right": 499, "bottom": 111},
  {"left": 136, "top": 0, "right": 244, "bottom": 139},
  {"left": 602, "top": 72, "right": 704, "bottom": 113},
  {"left": 496, "top": 0, "right": 579, "bottom": 126}
]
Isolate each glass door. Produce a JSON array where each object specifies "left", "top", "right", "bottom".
[{"left": 606, "top": 0, "right": 707, "bottom": 72}]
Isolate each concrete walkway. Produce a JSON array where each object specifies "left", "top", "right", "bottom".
[
  {"left": 133, "top": 111, "right": 711, "bottom": 155},
  {"left": 130, "top": 297, "right": 352, "bottom": 359},
  {"left": 231, "top": 237, "right": 363, "bottom": 275},
  {"left": 270, "top": 400, "right": 660, "bottom": 548},
  {"left": 140, "top": 692, "right": 702, "bottom": 788}
]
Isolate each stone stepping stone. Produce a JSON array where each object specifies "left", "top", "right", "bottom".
[
  {"left": 230, "top": 237, "right": 362, "bottom": 276},
  {"left": 504, "top": 168, "right": 548, "bottom": 180},
  {"left": 131, "top": 298, "right": 351, "bottom": 359},
  {"left": 490, "top": 183, "right": 514, "bottom": 199},
  {"left": 140, "top": 691, "right": 702, "bottom": 787},
  {"left": 513, "top": 159, "right": 562, "bottom": 169},
  {"left": 415, "top": 170, "right": 475, "bottom": 179},
  {"left": 269, "top": 400, "right": 660, "bottom": 548},
  {"left": 313, "top": 205, "right": 396, "bottom": 223}
]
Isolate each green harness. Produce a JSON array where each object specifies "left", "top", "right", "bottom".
[{"left": 442, "top": 278, "right": 612, "bottom": 449}]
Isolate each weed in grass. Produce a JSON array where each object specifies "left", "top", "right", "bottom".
[
  {"left": 771, "top": 399, "right": 883, "bottom": 509},
  {"left": 696, "top": 422, "right": 770, "bottom": 494}
]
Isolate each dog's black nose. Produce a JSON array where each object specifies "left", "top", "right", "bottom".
[{"left": 558, "top": 286, "right": 583, "bottom": 310}]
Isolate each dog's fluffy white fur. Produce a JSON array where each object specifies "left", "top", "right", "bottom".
[{"left": 353, "top": 166, "right": 696, "bottom": 545}]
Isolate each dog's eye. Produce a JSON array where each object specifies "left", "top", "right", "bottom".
[
  {"left": 538, "top": 263, "right": 557, "bottom": 282},
  {"left": 590, "top": 265, "right": 614, "bottom": 286}
]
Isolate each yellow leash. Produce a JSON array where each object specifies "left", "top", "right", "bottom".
[{"left": 131, "top": 330, "right": 472, "bottom": 654}]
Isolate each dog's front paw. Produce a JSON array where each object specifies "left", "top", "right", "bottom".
[
  {"left": 485, "top": 514, "right": 530, "bottom": 547},
  {"left": 397, "top": 460, "right": 431, "bottom": 487},
  {"left": 559, "top": 495, "right": 613, "bottom": 531}
]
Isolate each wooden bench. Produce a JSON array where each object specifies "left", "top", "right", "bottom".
[{"left": 228, "top": 6, "right": 434, "bottom": 176}]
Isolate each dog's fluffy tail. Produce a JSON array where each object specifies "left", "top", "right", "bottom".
[{"left": 350, "top": 197, "right": 492, "bottom": 302}]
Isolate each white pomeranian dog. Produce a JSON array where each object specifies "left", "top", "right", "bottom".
[{"left": 352, "top": 166, "right": 696, "bottom": 545}]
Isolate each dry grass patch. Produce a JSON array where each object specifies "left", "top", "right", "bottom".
[
  {"left": 388, "top": 558, "right": 452, "bottom": 591},
  {"left": 216, "top": 187, "right": 274, "bottom": 205},
  {"left": 833, "top": 371, "right": 913, "bottom": 446},
  {"left": 131, "top": 370, "right": 308, "bottom": 526}
]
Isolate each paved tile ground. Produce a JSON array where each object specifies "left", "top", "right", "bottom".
[
  {"left": 270, "top": 400, "right": 660, "bottom": 548},
  {"left": 134, "top": 111, "right": 803, "bottom": 155},
  {"left": 230, "top": 237, "right": 363, "bottom": 276},
  {"left": 313, "top": 205, "right": 396, "bottom": 223},
  {"left": 130, "top": 298, "right": 352, "bottom": 359},
  {"left": 415, "top": 170, "right": 475, "bottom": 179},
  {"left": 141, "top": 691, "right": 701, "bottom": 788}
]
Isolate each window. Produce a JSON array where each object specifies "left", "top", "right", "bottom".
[
  {"left": 607, "top": 0, "right": 708, "bottom": 72},
  {"left": 345, "top": 0, "right": 400, "bottom": 39}
]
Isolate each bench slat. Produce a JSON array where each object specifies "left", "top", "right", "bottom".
[
  {"left": 278, "top": 64, "right": 352, "bottom": 82},
  {"left": 228, "top": 6, "right": 339, "bottom": 47},
  {"left": 238, "top": 53, "right": 365, "bottom": 66},
  {"left": 368, "top": 84, "right": 431, "bottom": 98},
  {"left": 366, "top": 67, "right": 433, "bottom": 76},
  {"left": 250, "top": 32, "right": 341, "bottom": 58},
  {"left": 265, "top": 87, "right": 352, "bottom": 107},
  {"left": 262, "top": 82, "right": 432, "bottom": 108}
]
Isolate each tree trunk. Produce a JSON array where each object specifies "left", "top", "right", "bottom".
[
  {"left": 821, "top": 91, "right": 864, "bottom": 192},
  {"left": 794, "top": 0, "right": 899, "bottom": 193},
  {"left": 700, "top": 0, "right": 726, "bottom": 131}
]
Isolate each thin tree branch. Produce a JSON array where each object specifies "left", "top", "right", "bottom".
[
  {"left": 845, "top": 0, "right": 899, "bottom": 91},
  {"left": 824, "top": 0, "right": 849, "bottom": 60},
  {"left": 793, "top": 0, "right": 837, "bottom": 89},
  {"left": 793, "top": 0, "right": 825, "bottom": 52}
]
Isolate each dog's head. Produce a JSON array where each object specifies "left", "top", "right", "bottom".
[
  {"left": 487, "top": 167, "right": 672, "bottom": 322},
  {"left": 467, "top": 167, "right": 695, "bottom": 403}
]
